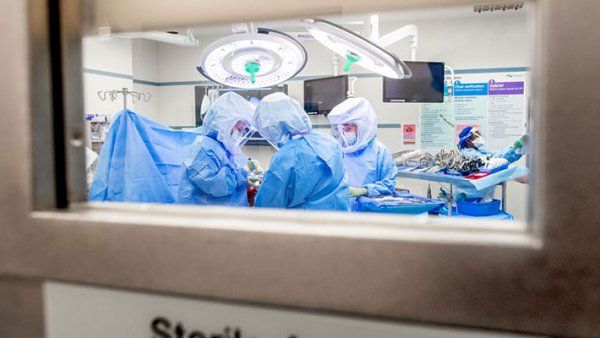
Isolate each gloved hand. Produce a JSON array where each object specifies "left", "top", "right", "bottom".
[
  {"left": 245, "top": 159, "right": 263, "bottom": 175},
  {"left": 513, "top": 134, "right": 529, "bottom": 149},
  {"left": 484, "top": 157, "right": 508, "bottom": 170},
  {"left": 349, "top": 186, "right": 368, "bottom": 198},
  {"left": 244, "top": 159, "right": 264, "bottom": 187},
  {"left": 246, "top": 173, "right": 262, "bottom": 187}
]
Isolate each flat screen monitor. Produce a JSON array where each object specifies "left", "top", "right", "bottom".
[
  {"left": 304, "top": 75, "right": 348, "bottom": 115},
  {"left": 194, "top": 84, "right": 288, "bottom": 127},
  {"left": 383, "top": 61, "right": 445, "bottom": 103}
]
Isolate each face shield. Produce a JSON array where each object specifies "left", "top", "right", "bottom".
[
  {"left": 335, "top": 123, "right": 359, "bottom": 149},
  {"left": 230, "top": 120, "right": 256, "bottom": 148},
  {"left": 469, "top": 129, "right": 486, "bottom": 149}
]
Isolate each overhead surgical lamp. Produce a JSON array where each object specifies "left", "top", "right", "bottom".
[
  {"left": 196, "top": 28, "right": 307, "bottom": 89},
  {"left": 303, "top": 17, "right": 417, "bottom": 79}
]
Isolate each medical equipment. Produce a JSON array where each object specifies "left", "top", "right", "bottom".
[
  {"left": 393, "top": 150, "right": 425, "bottom": 166},
  {"left": 85, "top": 113, "right": 110, "bottom": 154},
  {"left": 196, "top": 28, "right": 307, "bottom": 89},
  {"left": 303, "top": 16, "right": 415, "bottom": 78},
  {"left": 304, "top": 75, "right": 348, "bottom": 115},
  {"left": 484, "top": 158, "right": 509, "bottom": 170},
  {"left": 383, "top": 61, "right": 445, "bottom": 103},
  {"left": 97, "top": 87, "right": 151, "bottom": 110},
  {"left": 358, "top": 192, "right": 444, "bottom": 214},
  {"left": 438, "top": 187, "right": 455, "bottom": 216}
]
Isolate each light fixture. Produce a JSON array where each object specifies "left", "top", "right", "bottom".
[
  {"left": 112, "top": 28, "right": 199, "bottom": 47},
  {"left": 304, "top": 18, "right": 413, "bottom": 79},
  {"left": 196, "top": 28, "right": 307, "bottom": 89}
]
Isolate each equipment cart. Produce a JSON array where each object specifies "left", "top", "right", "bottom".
[{"left": 395, "top": 165, "right": 529, "bottom": 216}]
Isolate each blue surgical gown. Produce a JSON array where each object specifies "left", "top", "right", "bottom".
[
  {"left": 344, "top": 139, "right": 398, "bottom": 211},
  {"left": 254, "top": 132, "right": 350, "bottom": 211},
  {"left": 177, "top": 136, "right": 248, "bottom": 206}
]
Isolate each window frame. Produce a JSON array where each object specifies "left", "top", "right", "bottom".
[{"left": 2, "top": 0, "right": 600, "bottom": 337}]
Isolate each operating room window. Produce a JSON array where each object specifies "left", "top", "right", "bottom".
[{"left": 82, "top": 3, "right": 534, "bottom": 222}]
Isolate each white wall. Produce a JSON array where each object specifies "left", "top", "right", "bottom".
[
  {"left": 82, "top": 37, "right": 134, "bottom": 116},
  {"left": 132, "top": 40, "right": 159, "bottom": 120},
  {"left": 82, "top": 37, "right": 159, "bottom": 120}
]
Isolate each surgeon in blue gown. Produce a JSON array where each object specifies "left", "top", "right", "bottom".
[
  {"left": 327, "top": 98, "right": 398, "bottom": 211},
  {"left": 177, "top": 92, "right": 255, "bottom": 206},
  {"left": 457, "top": 125, "right": 526, "bottom": 164},
  {"left": 456, "top": 125, "right": 528, "bottom": 200},
  {"left": 252, "top": 93, "right": 350, "bottom": 211}
]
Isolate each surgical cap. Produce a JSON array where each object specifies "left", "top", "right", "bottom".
[
  {"left": 327, "top": 97, "right": 378, "bottom": 153},
  {"left": 457, "top": 126, "right": 477, "bottom": 150},
  {"left": 201, "top": 91, "right": 255, "bottom": 153},
  {"left": 253, "top": 93, "right": 312, "bottom": 148}
]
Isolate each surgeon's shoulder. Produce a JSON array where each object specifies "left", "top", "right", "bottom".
[
  {"left": 194, "top": 137, "right": 225, "bottom": 157},
  {"left": 374, "top": 139, "right": 392, "bottom": 154},
  {"left": 270, "top": 145, "right": 297, "bottom": 168},
  {"left": 306, "top": 131, "right": 339, "bottom": 148}
]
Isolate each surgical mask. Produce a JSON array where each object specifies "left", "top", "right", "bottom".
[
  {"left": 226, "top": 127, "right": 249, "bottom": 155},
  {"left": 343, "top": 131, "right": 357, "bottom": 146},
  {"left": 231, "top": 129, "right": 244, "bottom": 143}
]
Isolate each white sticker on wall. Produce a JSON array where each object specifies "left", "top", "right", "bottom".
[{"left": 44, "top": 282, "right": 540, "bottom": 338}]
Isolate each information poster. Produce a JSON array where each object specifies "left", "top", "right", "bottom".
[
  {"left": 487, "top": 80, "right": 525, "bottom": 149},
  {"left": 420, "top": 96, "right": 454, "bottom": 149},
  {"left": 420, "top": 70, "right": 527, "bottom": 151},
  {"left": 453, "top": 81, "right": 489, "bottom": 140}
]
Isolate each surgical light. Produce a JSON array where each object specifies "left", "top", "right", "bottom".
[
  {"left": 304, "top": 18, "right": 412, "bottom": 79},
  {"left": 197, "top": 28, "right": 307, "bottom": 89}
]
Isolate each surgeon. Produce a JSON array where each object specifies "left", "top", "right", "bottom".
[
  {"left": 457, "top": 126, "right": 527, "bottom": 164},
  {"left": 177, "top": 91, "right": 256, "bottom": 206},
  {"left": 327, "top": 98, "right": 398, "bottom": 211},
  {"left": 252, "top": 93, "right": 350, "bottom": 211},
  {"left": 456, "top": 125, "right": 528, "bottom": 200}
]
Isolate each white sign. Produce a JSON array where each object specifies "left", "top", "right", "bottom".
[{"left": 45, "top": 282, "right": 539, "bottom": 338}]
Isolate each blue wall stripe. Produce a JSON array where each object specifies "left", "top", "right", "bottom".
[
  {"left": 83, "top": 66, "right": 529, "bottom": 87},
  {"left": 83, "top": 68, "right": 133, "bottom": 80},
  {"left": 132, "top": 79, "right": 161, "bottom": 86}
]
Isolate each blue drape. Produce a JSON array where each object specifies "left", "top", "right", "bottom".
[{"left": 89, "top": 109, "right": 200, "bottom": 203}]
